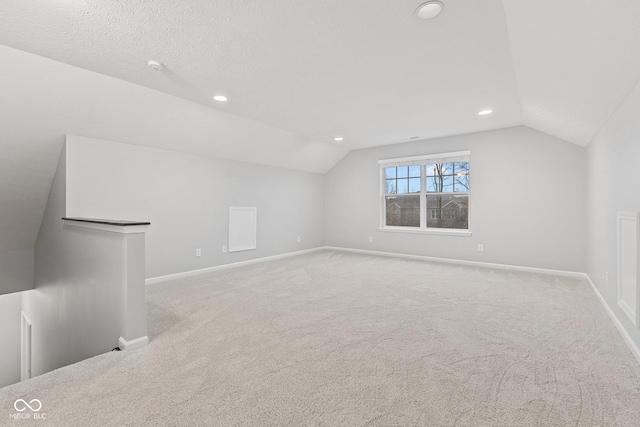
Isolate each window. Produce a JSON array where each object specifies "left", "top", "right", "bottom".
[
  {"left": 384, "top": 165, "right": 421, "bottom": 227},
  {"left": 379, "top": 151, "right": 470, "bottom": 235}
]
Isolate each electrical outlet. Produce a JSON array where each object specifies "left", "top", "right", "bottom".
[
  {"left": 606, "top": 272, "right": 609, "bottom": 285},
  {"left": 297, "top": 236, "right": 301, "bottom": 243},
  {"left": 222, "top": 245, "right": 227, "bottom": 253},
  {"left": 368, "top": 236, "right": 373, "bottom": 243},
  {"left": 477, "top": 244, "right": 484, "bottom": 252},
  {"left": 196, "top": 248, "right": 201, "bottom": 257}
]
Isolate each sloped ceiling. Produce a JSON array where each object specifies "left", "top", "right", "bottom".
[
  {"left": 0, "top": 0, "right": 639, "bottom": 253},
  {"left": 0, "top": 0, "right": 526, "bottom": 149},
  {"left": 503, "top": 0, "right": 640, "bottom": 145},
  {"left": 0, "top": 44, "right": 349, "bottom": 252}
]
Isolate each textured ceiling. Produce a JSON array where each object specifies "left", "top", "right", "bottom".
[
  {"left": 0, "top": 0, "right": 639, "bottom": 253},
  {"left": 0, "top": 43, "right": 348, "bottom": 251},
  {"left": 0, "top": 0, "right": 524, "bottom": 150},
  {"left": 1, "top": 0, "right": 638, "bottom": 149}
]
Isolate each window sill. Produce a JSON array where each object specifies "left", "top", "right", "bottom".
[{"left": 379, "top": 227, "right": 472, "bottom": 237}]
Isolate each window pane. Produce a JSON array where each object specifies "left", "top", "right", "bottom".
[
  {"left": 385, "top": 180, "right": 396, "bottom": 194},
  {"left": 397, "top": 166, "right": 409, "bottom": 178},
  {"left": 454, "top": 162, "right": 469, "bottom": 175},
  {"left": 426, "top": 176, "right": 439, "bottom": 192},
  {"left": 427, "top": 175, "right": 453, "bottom": 192},
  {"left": 440, "top": 163, "right": 453, "bottom": 176},
  {"left": 442, "top": 175, "right": 453, "bottom": 192},
  {"left": 428, "top": 163, "right": 453, "bottom": 179},
  {"left": 408, "top": 178, "right": 420, "bottom": 193},
  {"left": 385, "top": 167, "right": 396, "bottom": 179},
  {"left": 386, "top": 195, "right": 420, "bottom": 227},
  {"left": 454, "top": 175, "right": 469, "bottom": 192},
  {"left": 409, "top": 165, "right": 420, "bottom": 177},
  {"left": 426, "top": 194, "right": 469, "bottom": 229},
  {"left": 397, "top": 179, "right": 409, "bottom": 194}
]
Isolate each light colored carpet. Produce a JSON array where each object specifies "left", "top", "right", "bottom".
[{"left": 2, "top": 250, "right": 640, "bottom": 426}]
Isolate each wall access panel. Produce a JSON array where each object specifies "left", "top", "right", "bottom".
[{"left": 228, "top": 207, "right": 257, "bottom": 253}]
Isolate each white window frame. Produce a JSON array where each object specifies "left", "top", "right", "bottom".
[{"left": 378, "top": 151, "right": 471, "bottom": 237}]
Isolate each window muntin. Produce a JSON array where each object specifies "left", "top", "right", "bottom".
[
  {"left": 426, "top": 162, "right": 469, "bottom": 193},
  {"left": 385, "top": 166, "right": 420, "bottom": 194},
  {"left": 379, "top": 152, "right": 470, "bottom": 233}
]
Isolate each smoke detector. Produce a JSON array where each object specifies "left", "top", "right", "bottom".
[{"left": 147, "top": 60, "right": 164, "bottom": 71}]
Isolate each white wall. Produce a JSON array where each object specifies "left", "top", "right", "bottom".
[
  {"left": 0, "top": 44, "right": 347, "bottom": 298},
  {"left": 587, "top": 77, "right": 640, "bottom": 350},
  {"left": 0, "top": 292, "right": 21, "bottom": 388},
  {"left": 26, "top": 147, "right": 133, "bottom": 377},
  {"left": 65, "top": 135, "right": 325, "bottom": 279},
  {"left": 20, "top": 133, "right": 324, "bottom": 379},
  {"left": 0, "top": 248, "right": 34, "bottom": 295},
  {"left": 325, "top": 126, "right": 586, "bottom": 272}
]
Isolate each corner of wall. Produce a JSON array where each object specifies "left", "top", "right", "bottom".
[
  {"left": 25, "top": 140, "right": 68, "bottom": 376},
  {"left": 585, "top": 75, "right": 640, "bottom": 367},
  {"left": 0, "top": 291, "right": 22, "bottom": 388}
]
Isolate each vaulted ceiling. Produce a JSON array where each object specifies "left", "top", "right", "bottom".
[{"left": 1, "top": 0, "right": 639, "bottom": 252}]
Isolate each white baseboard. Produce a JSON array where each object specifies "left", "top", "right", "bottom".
[
  {"left": 146, "top": 247, "right": 324, "bottom": 285},
  {"left": 324, "top": 246, "right": 586, "bottom": 278},
  {"left": 583, "top": 275, "right": 640, "bottom": 365},
  {"left": 118, "top": 335, "right": 148, "bottom": 351}
]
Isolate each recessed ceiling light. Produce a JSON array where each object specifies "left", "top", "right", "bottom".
[
  {"left": 416, "top": 1, "right": 444, "bottom": 20},
  {"left": 334, "top": 137, "right": 344, "bottom": 142},
  {"left": 213, "top": 95, "right": 228, "bottom": 102},
  {"left": 147, "top": 60, "right": 163, "bottom": 71},
  {"left": 478, "top": 109, "right": 493, "bottom": 116}
]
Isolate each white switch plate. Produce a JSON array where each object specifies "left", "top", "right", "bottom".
[
  {"left": 477, "top": 244, "right": 484, "bottom": 252},
  {"left": 368, "top": 236, "right": 373, "bottom": 243},
  {"left": 222, "top": 245, "right": 227, "bottom": 253},
  {"left": 297, "top": 236, "right": 301, "bottom": 242},
  {"left": 196, "top": 248, "right": 201, "bottom": 257}
]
